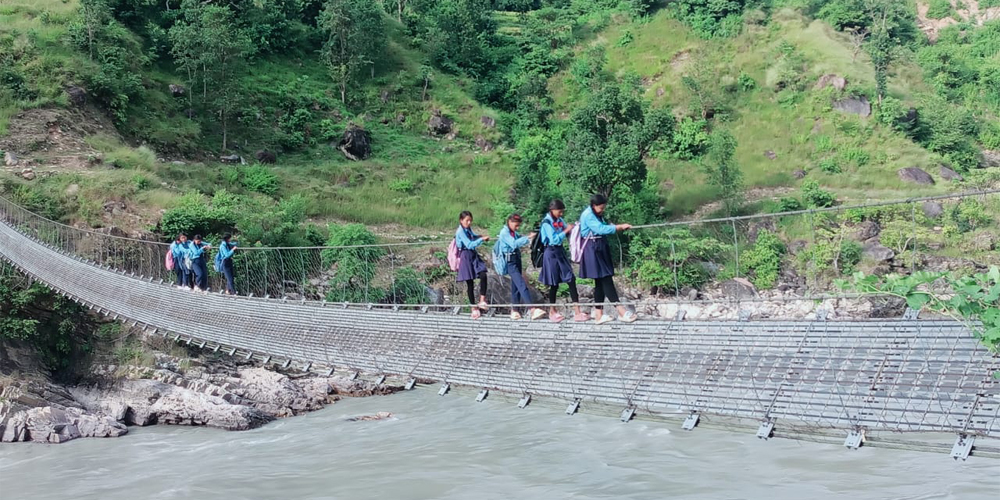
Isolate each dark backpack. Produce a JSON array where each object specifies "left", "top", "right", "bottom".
[{"left": 529, "top": 220, "right": 549, "bottom": 269}]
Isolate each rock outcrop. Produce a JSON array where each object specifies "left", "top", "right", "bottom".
[{"left": 897, "top": 167, "right": 935, "bottom": 185}]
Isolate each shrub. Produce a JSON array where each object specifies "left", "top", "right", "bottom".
[
  {"left": 950, "top": 199, "right": 992, "bottom": 232},
  {"left": 389, "top": 267, "right": 427, "bottom": 304},
  {"left": 629, "top": 229, "right": 728, "bottom": 291},
  {"left": 841, "top": 147, "right": 870, "bottom": 166},
  {"left": 669, "top": 118, "right": 711, "bottom": 160},
  {"left": 926, "top": 0, "right": 954, "bottom": 19},
  {"left": 741, "top": 230, "right": 785, "bottom": 289},
  {"left": 776, "top": 197, "right": 803, "bottom": 212},
  {"left": 388, "top": 179, "right": 415, "bottom": 194},
  {"left": 801, "top": 180, "right": 836, "bottom": 208},
  {"left": 321, "top": 224, "right": 385, "bottom": 303},
  {"left": 241, "top": 165, "right": 280, "bottom": 196},
  {"left": 839, "top": 240, "right": 863, "bottom": 274},
  {"left": 818, "top": 158, "right": 841, "bottom": 174},
  {"left": 737, "top": 72, "right": 756, "bottom": 91}
]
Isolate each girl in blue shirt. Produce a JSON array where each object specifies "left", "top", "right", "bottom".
[
  {"left": 495, "top": 213, "right": 539, "bottom": 320},
  {"left": 187, "top": 234, "right": 212, "bottom": 293},
  {"left": 579, "top": 194, "right": 636, "bottom": 324},
  {"left": 169, "top": 233, "right": 192, "bottom": 290},
  {"left": 455, "top": 211, "right": 490, "bottom": 319},
  {"left": 537, "top": 199, "right": 586, "bottom": 323},
  {"left": 218, "top": 233, "right": 238, "bottom": 295}
]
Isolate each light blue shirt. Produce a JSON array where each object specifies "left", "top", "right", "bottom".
[
  {"left": 579, "top": 207, "right": 616, "bottom": 238},
  {"left": 495, "top": 226, "right": 530, "bottom": 255},
  {"left": 187, "top": 241, "right": 211, "bottom": 260},
  {"left": 455, "top": 226, "right": 484, "bottom": 250},
  {"left": 539, "top": 214, "right": 567, "bottom": 246},
  {"left": 170, "top": 241, "right": 190, "bottom": 259},
  {"left": 218, "top": 241, "right": 237, "bottom": 260}
]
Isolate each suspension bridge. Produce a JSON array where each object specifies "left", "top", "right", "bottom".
[{"left": 1, "top": 192, "right": 998, "bottom": 459}]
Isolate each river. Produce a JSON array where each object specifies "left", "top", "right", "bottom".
[{"left": 1, "top": 389, "right": 996, "bottom": 500}]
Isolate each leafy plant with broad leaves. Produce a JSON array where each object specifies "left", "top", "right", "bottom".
[{"left": 838, "top": 267, "right": 1000, "bottom": 353}]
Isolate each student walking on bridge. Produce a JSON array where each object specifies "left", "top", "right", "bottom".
[
  {"left": 454, "top": 211, "right": 489, "bottom": 319},
  {"left": 537, "top": 199, "right": 587, "bottom": 323},
  {"left": 169, "top": 233, "right": 192, "bottom": 290},
  {"left": 495, "top": 213, "right": 540, "bottom": 321},
  {"left": 188, "top": 235, "right": 212, "bottom": 293},
  {"left": 579, "top": 194, "right": 636, "bottom": 324},
  {"left": 217, "top": 234, "right": 238, "bottom": 295}
]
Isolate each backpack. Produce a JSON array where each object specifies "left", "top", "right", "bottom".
[
  {"left": 529, "top": 220, "right": 548, "bottom": 269},
  {"left": 213, "top": 251, "right": 223, "bottom": 273},
  {"left": 491, "top": 241, "right": 508, "bottom": 276},
  {"left": 569, "top": 223, "right": 585, "bottom": 263},
  {"left": 447, "top": 239, "right": 461, "bottom": 272},
  {"left": 165, "top": 249, "right": 175, "bottom": 271}
]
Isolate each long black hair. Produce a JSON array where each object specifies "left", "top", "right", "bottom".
[
  {"left": 458, "top": 210, "right": 473, "bottom": 222},
  {"left": 547, "top": 199, "right": 565, "bottom": 212},
  {"left": 589, "top": 193, "right": 608, "bottom": 208}
]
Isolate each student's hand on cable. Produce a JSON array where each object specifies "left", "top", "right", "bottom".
[
  {"left": 564, "top": 223, "right": 574, "bottom": 234},
  {"left": 482, "top": 235, "right": 490, "bottom": 242},
  {"left": 528, "top": 232, "right": 537, "bottom": 239},
  {"left": 616, "top": 223, "right": 632, "bottom": 231}
]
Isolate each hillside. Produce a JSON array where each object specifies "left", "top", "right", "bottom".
[{"left": 1, "top": 0, "right": 999, "bottom": 276}]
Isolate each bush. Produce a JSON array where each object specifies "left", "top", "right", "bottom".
[
  {"left": 321, "top": 224, "right": 385, "bottom": 303},
  {"left": 801, "top": 180, "right": 836, "bottom": 208},
  {"left": 241, "top": 165, "right": 280, "bottom": 196},
  {"left": 629, "top": 229, "right": 728, "bottom": 291},
  {"left": 950, "top": 199, "right": 992, "bottom": 232},
  {"left": 669, "top": 118, "right": 710, "bottom": 160},
  {"left": 737, "top": 72, "right": 756, "bottom": 91},
  {"left": 926, "top": 0, "right": 954, "bottom": 19},
  {"left": 388, "top": 179, "right": 415, "bottom": 194},
  {"left": 776, "top": 197, "right": 803, "bottom": 212},
  {"left": 818, "top": 158, "right": 841, "bottom": 174},
  {"left": 389, "top": 267, "right": 427, "bottom": 304},
  {"left": 740, "top": 230, "right": 785, "bottom": 289}
]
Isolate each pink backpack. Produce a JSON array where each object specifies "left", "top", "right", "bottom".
[
  {"left": 569, "top": 224, "right": 585, "bottom": 263},
  {"left": 447, "top": 239, "right": 461, "bottom": 271},
  {"left": 164, "top": 249, "right": 175, "bottom": 270}
]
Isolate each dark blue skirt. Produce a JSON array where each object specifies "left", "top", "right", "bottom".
[
  {"left": 578, "top": 237, "right": 614, "bottom": 279},
  {"left": 539, "top": 246, "right": 575, "bottom": 286},
  {"left": 456, "top": 248, "right": 487, "bottom": 282}
]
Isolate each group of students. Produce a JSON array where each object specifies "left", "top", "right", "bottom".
[
  {"left": 168, "top": 233, "right": 238, "bottom": 295},
  {"left": 454, "top": 194, "right": 637, "bottom": 325}
]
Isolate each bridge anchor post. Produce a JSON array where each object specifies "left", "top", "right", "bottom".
[
  {"left": 950, "top": 434, "right": 974, "bottom": 461},
  {"left": 476, "top": 388, "right": 488, "bottom": 402},
  {"left": 681, "top": 411, "right": 699, "bottom": 430}
]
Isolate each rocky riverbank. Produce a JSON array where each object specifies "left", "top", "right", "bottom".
[{"left": 0, "top": 352, "right": 402, "bottom": 444}]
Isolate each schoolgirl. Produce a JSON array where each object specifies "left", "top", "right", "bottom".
[
  {"left": 455, "top": 211, "right": 490, "bottom": 318},
  {"left": 578, "top": 194, "right": 637, "bottom": 324},
  {"left": 537, "top": 200, "right": 586, "bottom": 323}
]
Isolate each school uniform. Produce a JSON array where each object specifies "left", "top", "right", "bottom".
[
  {"left": 538, "top": 214, "right": 575, "bottom": 286},
  {"left": 496, "top": 226, "right": 531, "bottom": 310},
  {"left": 187, "top": 241, "right": 211, "bottom": 290},
  {"left": 578, "top": 206, "right": 616, "bottom": 279},
  {"left": 455, "top": 225, "right": 487, "bottom": 304},
  {"left": 218, "top": 240, "right": 237, "bottom": 294},
  {"left": 578, "top": 206, "right": 620, "bottom": 309},
  {"left": 170, "top": 240, "right": 192, "bottom": 287}
]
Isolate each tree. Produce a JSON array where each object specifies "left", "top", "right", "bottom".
[
  {"left": 561, "top": 82, "right": 675, "bottom": 204},
  {"left": 169, "top": 3, "right": 255, "bottom": 151},
  {"left": 79, "top": 0, "right": 111, "bottom": 61},
  {"left": 701, "top": 129, "right": 743, "bottom": 216},
  {"left": 862, "top": 0, "right": 916, "bottom": 105},
  {"left": 319, "top": 0, "right": 387, "bottom": 103}
]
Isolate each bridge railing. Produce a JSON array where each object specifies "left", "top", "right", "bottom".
[{"left": 2, "top": 189, "right": 999, "bottom": 309}]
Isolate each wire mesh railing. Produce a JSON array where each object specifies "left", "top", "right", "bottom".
[{"left": 2, "top": 189, "right": 999, "bottom": 310}]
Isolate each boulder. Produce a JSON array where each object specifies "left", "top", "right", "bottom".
[
  {"left": 336, "top": 123, "right": 372, "bottom": 161},
  {"left": 922, "top": 201, "right": 944, "bottom": 219},
  {"left": 764, "top": 150, "right": 777, "bottom": 160},
  {"left": 169, "top": 84, "right": 186, "bottom": 97},
  {"left": 480, "top": 116, "right": 496, "bottom": 128},
  {"left": 19, "top": 168, "right": 34, "bottom": 181},
  {"left": 721, "top": 278, "right": 757, "bottom": 299},
  {"left": 897, "top": 108, "right": 918, "bottom": 130},
  {"left": 983, "top": 150, "right": 1000, "bottom": 168},
  {"left": 4, "top": 151, "right": 18, "bottom": 166},
  {"left": 938, "top": 165, "right": 963, "bottom": 181},
  {"left": 792, "top": 169, "right": 807, "bottom": 179},
  {"left": 65, "top": 86, "right": 87, "bottom": 106},
  {"left": 788, "top": 239, "right": 808, "bottom": 255},
  {"left": 219, "top": 154, "right": 244, "bottom": 164},
  {"left": 747, "top": 219, "right": 776, "bottom": 243},
  {"left": 346, "top": 412, "right": 392, "bottom": 422},
  {"left": 428, "top": 110, "right": 454, "bottom": 136},
  {"left": 425, "top": 286, "right": 445, "bottom": 305},
  {"left": 1, "top": 407, "right": 127, "bottom": 443},
  {"left": 897, "top": 167, "right": 935, "bottom": 185},
  {"left": 814, "top": 74, "right": 847, "bottom": 92},
  {"left": 852, "top": 220, "right": 881, "bottom": 241},
  {"left": 863, "top": 240, "right": 895, "bottom": 262},
  {"left": 475, "top": 135, "right": 494, "bottom": 152},
  {"left": 255, "top": 149, "right": 276, "bottom": 164},
  {"left": 832, "top": 96, "right": 871, "bottom": 116}
]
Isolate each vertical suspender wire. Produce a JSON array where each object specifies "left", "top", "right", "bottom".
[
  {"left": 731, "top": 219, "right": 740, "bottom": 279},
  {"left": 808, "top": 211, "right": 817, "bottom": 292},
  {"left": 909, "top": 201, "right": 917, "bottom": 275},
  {"left": 669, "top": 231, "right": 680, "bottom": 297}
]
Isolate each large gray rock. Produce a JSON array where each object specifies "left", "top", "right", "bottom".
[
  {"left": 852, "top": 220, "right": 881, "bottom": 241},
  {"left": 922, "top": 201, "right": 944, "bottom": 219},
  {"left": 169, "top": 84, "right": 186, "bottom": 97},
  {"left": 480, "top": 116, "right": 496, "bottom": 128},
  {"left": 863, "top": 241, "right": 895, "bottom": 262},
  {"left": 65, "top": 85, "right": 87, "bottom": 106},
  {"left": 897, "top": 167, "right": 935, "bottom": 185},
  {"left": 938, "top": 165, "right": 963, "bottom": 181},
  {"left": 1, "top": 406, "right": 126, "bottom": 443},
  {"left": 832, "top": 96, "right": 871, "bottom": 116},
  {"left": 971, "top": 232, "right": 997, "bottom": 252},
  {"left": 983, "top": 150, "right": 1000, "bottom": 168},
  {"left": 337, "top": 123, "right": 372, "bottom": 161},
  {"left": 4, "top": 151, "right": 17, "bottom": 166},
  {"left": 427, "top": 110, "right": 454, "bottom": 136},
  {"left": 721, "top": 278, "right": 757, "bottom": 299}
]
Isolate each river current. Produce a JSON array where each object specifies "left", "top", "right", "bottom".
[{"left": 1, "top": 389, "right": 996, "bottom": 500}]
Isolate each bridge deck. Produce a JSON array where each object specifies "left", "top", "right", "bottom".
[{"left": 2, "top": 220, "right": 999, "bottom": 447}]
